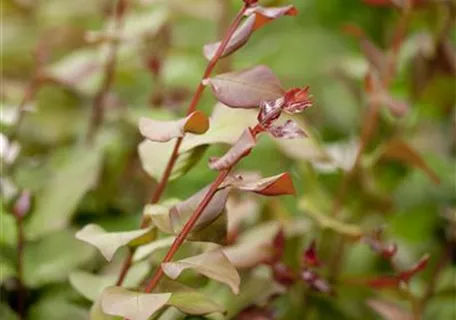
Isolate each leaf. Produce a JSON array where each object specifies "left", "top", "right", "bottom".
[
  {"left": 75, "top": 224, "right": 156, "bottom": 261},
  {"left": 203, "top": 14, "right": 256, "bottom": 61},
  {"left": 139, "top": 111, "right": 209, "bottom": 142},
  {"left": 170, "top": 185, "right": 231, "bottom": 234},
  {"left": 101, "top": 287, "right": 171, "bottom": 320},
  {"left": 209, "top": 129, "right": 256, "bottom": 170},
  {"left": 299, "top": 199, "right": 362, "bottom": 239},
  {"left": 133, "top": 237, "right": 175, "bottom": 262},
  {"left": 25, "top": 146, "right": 103, "bottom": 239},
  {"left": 203, "top": 5, "right": 297, "bottom": 61},
  {"left": 168, "top": 291, "right": 225, "bottom": 315},
  {"left": 24, "top": 230, "right": 95, "bottom": 288},
  {"left": 188, "top": 209, "right": 227, "bottom": 244},
  {"left": 267, "top": 120, "right": 307, "bottom": 139},
  {"left": 100, "top": 286, "right": 223, "bottom": 320},
  {"left": 367, "top": 299, "right": 413, "bottom": 320},
  {"left": 246, "top": 5, "right": 298, "bottom": 31},
  {"left": 143, "top": 200, "right": 179, "bottom": 234},
  {"left": 138, "top": 105, "right": 257, "bottom": 181},
  {"left": 204, "top": 65, "right": 285, "bottom": 108},
  {"left": 344, "top": 24, "right": 388, "bottom": 76},
  {"left": 69, "top": 262, "right": 149, "bottom": 301},
  {"left": 381, "top": 138, "right": 440, "bottom": 184},
  {"left": 365, "top": 72, "right": 409, "bottom": 117},
  {"left": 300, "top": 269, "right": 333, "bottom": 294},
  {"left": 89, "top": 298, "right": 117, "bottom": 320},
  {"left": 162, "top": 249, "right": 240, "bottom": 294},
  {"left": 302, "top": 240, "right": 321, "bottom": 267},
  {"left": 228, "top": 172, "right": 295, "bottom": 196}
]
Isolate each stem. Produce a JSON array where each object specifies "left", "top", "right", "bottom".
[
  {"left": 86, "top": 0, "right": 127, "bottom": 144},
  {"left": 144, "top": 169, "right": 231, "bottom": 293},
  {"left": 115, "top": 3, "right": 248, "bottom": 286},
  {"left": 15, "top": 215, "right": 25, "bottom": 320}
]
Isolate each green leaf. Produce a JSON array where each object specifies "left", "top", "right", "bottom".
[
  {"left": 23, "top": 229, "right": 95, "bottom": 288},
  {"left": 0, "top": 208, "right": 16, "bottom": 246},
  {"left": 75, "top": 224, "right": 156, "bottom": 261},
  {"left": 133, "top": 237, "right": 175, "bottom": 263},
  {"left": 138, "top": 104, "right": 257, "bottom": 181},
  {"left": 0, "top": 258, "right": 16, "bottom": 283},
  {"left": 299, "top": 198, "right": 362, "bottom": 239},
  {"left": 162, "top": 249, "right": 240, "bottom": 294},
  {"left": 101, "top": 287, "right": 172, "bottom": 320},
  {"left": 69, "top": 261, "right": 150, "bottom": 302},
  {"left": 26, "top": 146, "right": 103, "bottom": 239},
  {"left": 100, "top": 286, "right": 224, "bottom": 320},
  {"left": 0, "top": 302, "right": 18, "bottom": 320},
  {"left": 169, "top": 291, "right": 224, "bottom": 315}
]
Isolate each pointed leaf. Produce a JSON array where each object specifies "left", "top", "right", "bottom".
[
  {"left": 268, "top": 120, "right": 307, "bottom": 139},
  {"left": 204, "top": 15, "right": 256, "bottom": 60},
  {"left": 138, "top": 104, "right": 257, "bottom": 181},
  {"left": 381, "top": 139, "right": 440, "bottom": 184},
  {"left": 246, "top": 5, "right": 298, "bottom": 31},
  {"left": 170, "top": 185, "right": 231, "bottom": 234},
  {"left": 162, "top": 249, "right": 240, "bottom": 294},
  {"left": 229, "top": 172, "right": 295, "bottom": 196},
  {"left": 209, "top": 129, "right": 256, "bottom": 170},
  {"left": 299, "top": 199, "right": 362, "bottom": 239},
  {"left": 367, "top": 299, "right": 413, "bottom": 320},
  {"left": 203, "top": 5, "right": 297, "bottom": 61},
  {"left": 344, "top": 24, "right": 388, "bottom": 75},
  {"left": 75, "top": 224, "right": 156, "bottom": 261},
  {"left": 133, "top": 237, "right": 175, "bottom": 262},
  {"left": 169, "top": 291, "right": 225, "bottom": 315},
  {"left": 204, "top": 65, "right": 285, "bottom": 108},
  {"left": 143, "top": 199, "right": 180, "bottom": 234},
  {"left": 69, "top": 262, "right": 149, "bottom": 302},
  {"left": 139, "top": 111, "right": 209, "bottom": 142},
  {"left": 26, "top": 146, "right": 103, "bottom": 239},
  {"left": 101, "top": 287, "right": 171, "bottom": 320}
]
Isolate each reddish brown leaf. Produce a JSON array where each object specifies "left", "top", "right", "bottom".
[
  {"left": 367, "top": 299, "right": 413, "bottom": 320},
  {"left": 229, "top": 172, "right": 296, "bottom": 196},
  {"left": 139, "top": 111, "right": 209, "bottom": 142},
  {"left": 302, "top": 240, "right": 321, "bottom": 267},
  {"left": 236, "top": 305, "right": 274, "bottom": 320},
  {"left": 398, "top": 254, "right": 430, "bottom": 282},
  {"left": 271, "top": 228, "right": 285, "bottom": 262},
  {"left": 362, "top": 230, "right": 398, "bottom": 259},
  {"left": 283, "top": 86, "right": 313, "bottom": 114},
  {"left": 366, "top": 276, "right": 401, "bottom": 288},
  {"left": 365, "top": 73, "right": 409, "bottom": 117},
  {"left": 203, "top": 15, "right": 256, "bottom": 61},
  {"left": 257, "top": 98, "right": 284, "bottom": 127},
  {"left": 13, "top": 190, "right": 32, "bottom": 218},
  {"left": 204, "top": 65, "right": 285, "bottom": 108},
  {"left": 300, "top": 269, "right": 333, "bottom": 294},
  {"left": 381, "top": 138, "right": 440, "bottom": 184},
  {"left": 268, "top": 120, "right": 307, "bottom": 139},
  {"left": 344, "top": 24, "right": 388, "bottom": 75},
  {"left": 204, "top": 5, "right": 297, "bottom": 61},
  {"left": 209, "top": 129, "right": 256, "bottom": 170},
  {"left": 169, "top": 185, "right": 231, "bottom": 234},
  {"left": 271, "top": 262, "right": 296, "bottom": 287},
  {"left": 246, "top": 5, "right": 298, "bottom": 31}
]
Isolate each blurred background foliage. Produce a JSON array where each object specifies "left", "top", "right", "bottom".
[{"left": 0, "top": 0, "right": 455, "bottom": 319}]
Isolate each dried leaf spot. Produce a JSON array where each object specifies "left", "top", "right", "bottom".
[{"left": 139, "top": 111, "right": 209, "bottom": 143}]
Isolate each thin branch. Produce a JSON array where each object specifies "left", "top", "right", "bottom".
[
  {"left": 86, "top": 0, "right": 128, "bottom": 144},
  {"left": 115, "top": 3, "right": 249, "bottom": 286}
]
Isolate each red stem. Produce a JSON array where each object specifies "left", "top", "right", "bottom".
[
  {"left": 115, "top": 4, "right": 248, "bottom": 286},
  {"left": 144, "top": 169, "right": 231, "bottom": 293}
]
